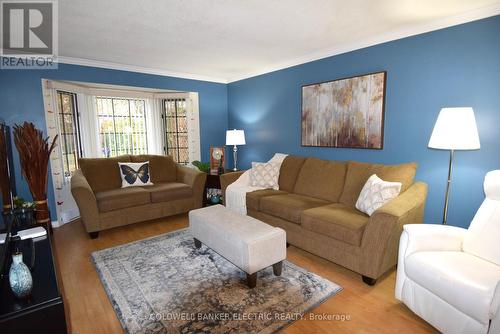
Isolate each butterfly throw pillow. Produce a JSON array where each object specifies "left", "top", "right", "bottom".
[{"left": 118, "top": 161, "right": 153, "bottom": 188}]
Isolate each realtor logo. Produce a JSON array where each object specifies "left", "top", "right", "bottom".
[{"left": 1, "top": 1, "right": 58, "bottom": 69}]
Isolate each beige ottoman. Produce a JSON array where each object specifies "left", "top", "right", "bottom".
[{"left": 189, "top": 204, "right": 286, "bottom": 288}]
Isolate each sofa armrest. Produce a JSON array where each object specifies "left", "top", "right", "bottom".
[
  {"left": 70, "top": 169, "right": 100, "bottom": 233},
  {"left": 220, "top": 171, "right": 244, "bottom": 201},
  {"left": 360, "top": 181, "right": 428, "bottom": 279},
  {"left": 176, "top": 165, "right": 207, "bottom": 208}
]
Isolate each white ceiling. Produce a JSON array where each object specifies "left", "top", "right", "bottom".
[{"left": 59, "top": 0, "right": 500, "bottom": 83}]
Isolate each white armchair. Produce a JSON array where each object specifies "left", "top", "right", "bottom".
[{"left": 396, "top": 170, "right": 500, "bottom": 334}]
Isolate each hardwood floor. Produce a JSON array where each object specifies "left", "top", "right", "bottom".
[{"left": 52, "top": 215, "right": 436, "bottom": 334}]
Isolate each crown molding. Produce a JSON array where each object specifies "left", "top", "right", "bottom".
[
  {"left": 56, "top": 56, "right": 228, "bottom": 84},
  {"left": 227, "top": 3, "right": 500, "bottom": 83}
]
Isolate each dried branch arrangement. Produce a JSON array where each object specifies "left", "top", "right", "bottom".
[
  {"left": 13, "top": 122, "right": 57, "bottom": 224},
  {"left": 0, "top": 123, "right": 12, "bottom": 211}
]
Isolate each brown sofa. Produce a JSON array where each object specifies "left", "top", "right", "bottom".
[
  {"left": 71, "top": 154, "right": 206, "bottom": 238},
  {"left": 220, "top": 156, "right": 428, "bottom": 285}
]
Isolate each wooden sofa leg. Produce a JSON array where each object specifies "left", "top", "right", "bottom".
[
  {"left": 246, "top": 272, "right": 257, "bottom": 288},
  {"left": 273, "top": 261, "right": 283, "bottom": 276},
  {"left": 194, "top": 238, "right": 202, "bottom": 249},
  {"left": 89, "top": 231, "right": 99, "bottom": 239},
  {"left": 362, "top": 275, "right": 377, "bottom": 286}
]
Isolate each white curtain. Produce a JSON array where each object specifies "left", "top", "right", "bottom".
[
  {"left": 186, "top": 93, "right": 201, "bottom": 163},
  {"left": 146, "top": 98, "right": 164, "bottom": 155},
  {"left": 77, "top": 94, "right": 101, "bottom": 157}
]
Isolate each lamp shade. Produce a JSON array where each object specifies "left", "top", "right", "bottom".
[
  {"left": 226, "top": 129, "right": 246, "bottom": 145},
  {"left": 428, "top": 107, "right": 480, "bottom": 150}
]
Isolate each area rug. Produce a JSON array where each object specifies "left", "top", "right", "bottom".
[{"left": 92, "top": 228, "right": 342, "bottom": 334}]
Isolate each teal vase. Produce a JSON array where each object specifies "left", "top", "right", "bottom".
[{"left": 9, "top": 252, "right": 33, "bottom": 298}]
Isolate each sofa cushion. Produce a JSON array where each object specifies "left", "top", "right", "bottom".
[
  {"left": 405, "top": 251, "right": 500, "bottom": 323},
  {"left": 95, "top": 187, "right": 150, "bottom": 212},
  {"left": 278, "top": 156, "right": 306, "bottom": 192},
  {"left": 79, "top": 155, "right": 131, "bottom": 192},
  {"left": 301, "top": 204, "right": 369, "bottom": 246},
  {"left": 246, "top": 189, "right": 288, "bottom": 211},
  {"left": 260, "top": 194, "right": 329, "bottom": 224},
  {"left": 130, "top": 155, "right": 177, "bottom": 183},
  {"left": 293, "top": 157, "right": 346, "bottom": 202},
  {"left": 146, "top": 182, "right": 193, "bottom": 203},
  {"left": 340, "top": 161, "right": 417, "bottom": 207}
]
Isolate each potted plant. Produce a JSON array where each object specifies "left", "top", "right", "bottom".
[{"left": 192, "top": 160, "right": 210, "bottom": 173}]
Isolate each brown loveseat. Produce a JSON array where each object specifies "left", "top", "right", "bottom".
[
  {"left": 71, "top": 154, "right": 206, "bottom": 239},
  {"left": 220, "top": 156, "right": 428, "bottom": 285}
]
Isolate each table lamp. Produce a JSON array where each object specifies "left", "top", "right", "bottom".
[
  {"left": 226, "top": 129, "right": 246, "bottom": 171},
  {"left": 428, "top": 107, "right": 480, "bottom": 225}
]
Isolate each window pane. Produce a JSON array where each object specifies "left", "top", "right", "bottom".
[
  {"left": 113, "top": 99, "right": 129, "bottom": 116},
  {"left": 178, "top": 149, "right": 189, "bottom": 163},
  {"left": 97, "top": 97, "right": 148, "bottom": 157},
  {"left": 164, "top": 98, "right": 189, "bottom": 164},
  {"left": 57, "top": 92, "right": 80, "bottom": 177},
  {"left": 177, "top": 134, "right": 188, "bottom": 148},
  {"left": 176, "top": 100, "right": 186, "bottom": 115},
  {"left": 177, "top": 117, "right": 187, "bottom": 132},
  {"left": 167, "top": 132, "right": 177, "bottom": 148},
  {"left": 166, "top": 117, "right": 177, "bottom": 132},
  {"left": 61, "top": 94, "right": 72, "bottom": 114},
  {"left": 59, "top": 114, "right": 74, "bottom": 134},
  {"left": 166, "top": 100, "right": 176, "bottom": 116}
]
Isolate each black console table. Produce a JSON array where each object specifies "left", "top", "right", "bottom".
[{"left": 0, "top": 215, "right": 67, "bottom": 333}]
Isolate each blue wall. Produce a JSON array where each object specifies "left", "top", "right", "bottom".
[
  {"left": 227, "top": 16, "right": 500, "bottom": 228},
  {"left": 0, "top": 64, "right": 228, "bottom": 218},
  {"left": 1, "top": 16, "right": 499, "bottom": 228}
]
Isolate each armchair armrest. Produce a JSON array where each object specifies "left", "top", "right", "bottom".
[
  {"left": 395, "top": 223, "right": 467, "bottom": 300},
  {"left": 360, "top": 181, "right": 428, "bottom": 279},
  {"left": 176, "top": 165, "right": 207, "bottom": 208},
  {"left": 401, "top": 223, "right": 467, "bottom": 255},
  {"left": 220, "top": 171, "right": 245, "bottom": 201},
  {"left": 70, "top": 169, "right": 100, "bottom": 233}
]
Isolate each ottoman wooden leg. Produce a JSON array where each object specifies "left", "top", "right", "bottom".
[
  {"left": 246, "top": 272, "right": 257, "bottom": 288},
  {"left": 273, "top": 261, "right": 283, "bottom": 276},
  {"left": 194, "top": 238, "right": 202, "bottom": 249}
]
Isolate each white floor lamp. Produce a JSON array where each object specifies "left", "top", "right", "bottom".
[{"left": 428, "top": 107, "right": 480, "bottom": 225}]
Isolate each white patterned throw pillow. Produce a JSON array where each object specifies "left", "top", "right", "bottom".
[
  {"left": 118, "top": 161, "right": 153, "bottom": 188},
  {"left": 355, "top": 174, "right": 402, "bottom": 216},
  {"left": 250, "top": 162, "right": 281, "bottom": 189}
]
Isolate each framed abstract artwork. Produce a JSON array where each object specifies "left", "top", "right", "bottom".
[{"left": 301, "top": 71, "right": 387, "bottom": 149}]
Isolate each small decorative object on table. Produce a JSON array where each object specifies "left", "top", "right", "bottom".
[
  {"left": 210, "top": 146, "right": 225, "bottom": 174},
  {"left": 13, "top": 122, "right": 57, "bottom": 229},
  {"left": 9, "top": 251, "right": 33, "bottom": 298},
  {"left": 208, "top": 190, "right": 222, "bottom": 204},
  {"left": 12, "top": 196, "right": 35, "bottom": 227}
]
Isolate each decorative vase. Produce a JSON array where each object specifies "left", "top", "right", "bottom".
[
  {"left": 14, "top": 208, "right": 35, "bottom": 227},
  {"left": 210, "top": 195, "right": 221, "bottom": 204},
  {"left": 9, "top": 252, "right": 33, "bottom": 298},
  {"left": 34, "top": 198, "right": 50, "bottom": 226}
]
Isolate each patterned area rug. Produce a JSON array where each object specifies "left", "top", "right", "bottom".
[{"left": 92, "top": 228, "right": 342, "bottom": 333}]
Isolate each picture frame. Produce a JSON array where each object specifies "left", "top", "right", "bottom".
[
  {"left": 301, "top": 71, "right": 387, "bottom": 149},
  {"left": 209, "top": 146, "right": 225, "bottom": 174}
]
